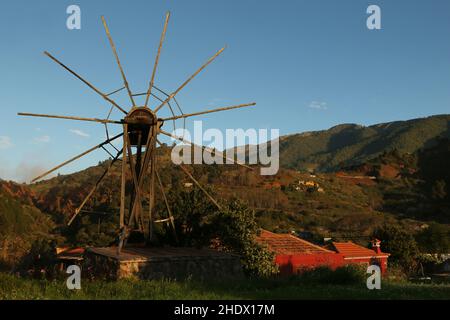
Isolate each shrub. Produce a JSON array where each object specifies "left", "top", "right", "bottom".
[
  {"left": 15, "top": 239, "right": 58, "bottom": 279},
  {"left": 213, "top": 200, "right": 278, "bottom": 277},
  {"left": 296, "top": 265, "right": 366, "bottom": 286}
]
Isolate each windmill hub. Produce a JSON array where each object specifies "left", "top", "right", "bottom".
[{"left": 125, "top": 107, "right": 159, "bottom": 146}]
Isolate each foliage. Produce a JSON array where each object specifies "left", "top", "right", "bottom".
[
  {"left": 166, "top": 186, "right": 218, "bottom": 247},
  {"left": 16, "top": 239, "right": 58, "bottom": 279},
  {"left": 431, "top": 180, "right": 447, "bottom": 200},
  {"left": 167, "top": 188, "right": 278, "bottom": 277},
  {"left": 416, "top": 223, "right": 450, "bottom": 254},
  {"left": 295, "top": 265, "right": 366, "bottom": 286},
  {"left": 279, "top": 114, "right": 450, "bottom": 171},
  {"left": 212, "top": 200, "right": 278, "bottom": 277},
  {"left": 0, "top": 184, "right": 54, "bottom": 264},
  {"left": 372, "top": 224, "right": 420, "bottom": 274}
]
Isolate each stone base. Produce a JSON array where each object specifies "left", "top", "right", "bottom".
[{"left": 83, "top": 246, "right": 243, "bottom": 280}]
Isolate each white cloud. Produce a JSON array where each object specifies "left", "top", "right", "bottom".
[
  {"left": 0, "top": 136, "right": 12, "bottom": 149},
  {"left": 308, "top": 101, "right": 328, "bottom": 110},
  {"left": 70, "top": 129, "right": 90, "bottom": 138},
  {"left": 33, "top": 135, "right": 50, "bottom": 143}
]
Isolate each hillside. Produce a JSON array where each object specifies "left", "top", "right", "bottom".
[
  {"left": 26, "top": 143, "right": 447, "bottom": 248},
  {"left": 278, "top": 114, "right": 450, "bottom": 172},
  {"left": 0, "top": 181, "right": 54, "bottom": 264},
  {"left": 1, "top": 115, "right": 448, "bottom": 253}
]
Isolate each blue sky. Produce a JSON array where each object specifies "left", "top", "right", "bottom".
[{"left": 0, "top": 0, "right": 450, "bottom": 182}]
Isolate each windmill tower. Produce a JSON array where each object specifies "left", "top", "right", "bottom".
[{"left": 18, "top": 12, "right": 255, "bottom": 253}]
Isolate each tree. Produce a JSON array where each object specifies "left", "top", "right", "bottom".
[
  {"left": 372, "top": 224, "right": 420, "bottom": 274},
  {"left": 211, "top": 200, "right": 278, "bottom": 277},
  {"left": 167, "top": 188, "right": 278, "bottom": 277},
  {"left": 431, "top": 180, "right": 447, "bottom": 200},
  {"left": 416, "top": 223, "right": 450, "bottom": 254}
]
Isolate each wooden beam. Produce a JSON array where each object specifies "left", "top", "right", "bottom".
[
  {"left": 145, "top": 12, "right": 170, "bottom": 107},
  {"left": 32, "top": 133, "right": 123, "bottom": 183},
  {"left": 155, "top": 169, "right": 178, "bottom": 242},
  {"left": 159, "top": 129, "right": 253, "bottom": 170},
  {"left": 126, "top": 132, "right": 144, "bottom": 231},
  {"left": 119, "top": 124, "right": 128, "bottom": 229},
  {"left": 153, "top": 46, "right": 226, "bottom": 113},
  {"left": 178, "top": 164, "right": 221, "bottom": 210},
  {"left": 161, "top": 103, "right": 256, "bottom": 121},
  {"left": 44, "top": 51, "right": 127, "bottom": 114},
  {"left": 67, "top": 150, "right": 121, "bottom": 226},
  {"left": 101, "top": 16, "right": 136, "bottom": 106},
  {"left": 18, "top": 112, "right": 121, "bottom": 124}
]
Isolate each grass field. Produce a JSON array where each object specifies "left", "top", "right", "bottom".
[{"left": 0, "top": 273, "right": 449, "bottom": 300}]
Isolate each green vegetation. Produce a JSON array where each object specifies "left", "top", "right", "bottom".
[
  {"left": 279, "top": 114, "right": 450, "bottom": 171},
  {"left": 0, "top": 272, "right": 449, "bottom": 300},
  {"left": 0, "top": 183, "right": 54, "bottom": 265},
  {"left": 1, "top": 115, "right": 449, "bottom": 288},
  {"left": 157, "top": 188, "right": 278, "bottom": 277},
  {"left": 372, "top": 224, "right": 420, "bottom": 274}
]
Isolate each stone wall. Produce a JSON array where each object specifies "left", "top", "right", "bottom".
[{"left": 83, "top": 247, "right": 243, "bottom": 281}]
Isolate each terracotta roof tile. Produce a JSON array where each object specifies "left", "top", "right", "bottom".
[
  {"left": 256, "top": 230, "right": 334, "bottom": 255},
  {"left": 332, "top": 242, "right": 388, "bottom": 258}
]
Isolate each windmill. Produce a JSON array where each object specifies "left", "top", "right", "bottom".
[{"left": 18, "top": 12, "right": 255, "bottom": 253}]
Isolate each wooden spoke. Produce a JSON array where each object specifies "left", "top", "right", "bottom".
[
  {"left": 144, "top": 12, "right": 170, "bottom": 107},
  {"left": 161, "top": 103, "right": 256, "bottom": 121},
  {"left": 18, "top": 112, "right": 121, "bottom": 124},
  {"left": 67, "top": 150, "right": 122, "bottom": 226},
  {"left": 155, "top": 169, "right": 178, "bottom": 242},
  {"left": 178, "top": 164, "right": 221, "bottom": 210},
  {"left": 159, "top": 129, "right": 253, "bottom": 170},
  {"left": 32, "top": 133, "right": 123, "bottom": 183},
  {"left": 153, "top": 46, "right": 226, "bottom": 113},
  {"left": 44, "top": 51, "right": 127, "bottom": 114},
  {"left": 101, "top": 16, "right": 136, "bottom": 106}
]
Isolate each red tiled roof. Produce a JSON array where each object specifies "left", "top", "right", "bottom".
[
  {"left": 332, "top": 242, "right": 389, "bottom": 258},
  {"left": 56, "top": 247, "right": 85, "bottom": 261},
  {"left": 256, "top": 230, "right": 334, "bottom": 255}
]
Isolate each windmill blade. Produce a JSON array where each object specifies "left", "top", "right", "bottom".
[
  {"left": 154, "top": 46, "right": 226, "bottom": 113},
  {"left": 101, "top": 16, "right": 136, "bottom": 106},
  {"left": 67, "top": 149, "right": 122, "bottom": 226},
  {"left": 144, "top": 11, "right": 170, "bottom": 107},
  {"left": 32, "top": 132, "right": 123, "bottom": 183},
  {"left": 155, "top": 168, "right": 178, "bottom": 242},
  {"left": 161, "top": 103, "right": 256, "bottom": 121},
  {"left": 178, "top": 164, "right": 221, "bottom": 210},
  {"left": 44, "top": 51, "right": 127, "bottom": 114},
  {"left": 159, "top": 129, "right": 253, "bottom": 170},
  {"left": 18, "top": 112, "right": 121, "bottom": 124}
]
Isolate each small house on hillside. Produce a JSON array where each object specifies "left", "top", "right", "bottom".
[{"left": 256, "top": 230, "right": 389, "bottom": 275}]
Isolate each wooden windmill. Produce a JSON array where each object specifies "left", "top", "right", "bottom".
[{"left": 18, "top": 12, "right": 255, "bottom": 253}]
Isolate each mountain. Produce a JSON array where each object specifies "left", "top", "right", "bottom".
[{"left": 278, "top": 114, "right": 450, "bottom": 172}]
